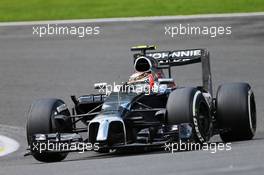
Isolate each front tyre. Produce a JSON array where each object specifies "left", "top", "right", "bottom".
[
  {"left": 216, "top": 83, "right": 256, "bottom": 142},
  {"left": 26, "top": 98, "right": 72, "bottom": 162}
]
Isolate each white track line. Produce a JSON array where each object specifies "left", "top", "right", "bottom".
[
  {"left": 0, "top": 135, "right": 19, "bottom": 157},
  {"left": 0, "top": 12, "right": 264, "bottom": 26}
]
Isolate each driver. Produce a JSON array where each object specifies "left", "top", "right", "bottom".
[{"left": 127, "top": 70, "right": 175, "bottom": 94}]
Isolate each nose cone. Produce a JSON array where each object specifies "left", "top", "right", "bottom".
[
  {"left": 88, "top": 114, "right": 126, "bottom": 145},
  {"left": 96, "top": 118, "right": 110, "bottom": 141}
]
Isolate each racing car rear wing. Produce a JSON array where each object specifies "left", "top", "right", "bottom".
[
  {"left": 146, "top": 49, "right": 203, "bottom": 67},
  {"left": 131, "top": 46, "right": 212, "bottom": 95}
]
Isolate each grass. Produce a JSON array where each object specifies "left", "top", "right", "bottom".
[{"left": 0, "top": 0, "right": 263, "bottom": 22}]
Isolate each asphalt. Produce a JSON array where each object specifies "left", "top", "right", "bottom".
[{"left": 0, "top": 14, "right": 263, "bottom": 175}]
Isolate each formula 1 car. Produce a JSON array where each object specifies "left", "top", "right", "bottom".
[{"left": 26, "top": 45, "right": 256, "bottom": 162}]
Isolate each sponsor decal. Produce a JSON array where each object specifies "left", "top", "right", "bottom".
[
  {"left": 56, "top": 104, "right": 67, "bottom": 113},
  {"left": 147, "top": 50, "right": 201, "bottom": 59}
]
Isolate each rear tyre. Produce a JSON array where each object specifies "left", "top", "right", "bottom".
[
  {"left": 166, "top": 87, "right": 212, "bottom": 143},
  {"left": 216, "top": 83, "right": 256, "bottom": 142},
  {"left": 26, "top": 98, "right": 72, "bottom": 162}
]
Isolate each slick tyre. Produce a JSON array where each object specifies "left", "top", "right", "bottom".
[
  {"left": 216, "top": 83, "right": 256, "bottom": 142},
  {"left": 26, "top": 98, "right": 72, "bottom": 162},
  {"left": 166, "top": 87, "right": 211, "bottom": 143}
]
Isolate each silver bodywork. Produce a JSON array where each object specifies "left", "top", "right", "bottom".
[{"left": 88, "top": 113, "right": 127, "bottom": 144}]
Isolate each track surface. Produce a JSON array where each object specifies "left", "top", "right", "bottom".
[{"left": 0, "top": 14, "right": 263, "bottom": 175}]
